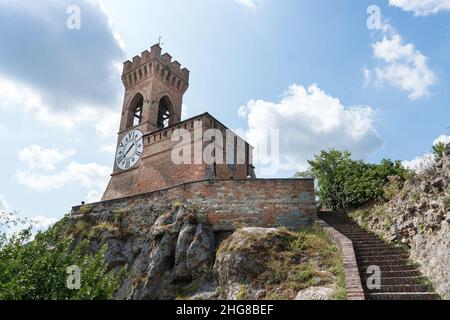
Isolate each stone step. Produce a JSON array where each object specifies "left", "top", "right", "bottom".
[
  {"left": 372, "top": 270, "right": 422, "bottom": 278},
  {"left": 352, "top": 241, "right": 391, "bottom": 246},
  {"left": 366, "top": 293, "right": 440, "bottom": 300},
  {"left": 361, "top": 276, "right": 428, "bottom": 285},
  {"left": 356, "top": 257, "right": 410, "bottom": 264},
  {"left": 355, "top": 246, "right": 406, "bottom": 252},
  {"left": 342, "top": 234, "right": 381, "bottom": 238},
  {"left": 352, "top": 242, "right": 390, "bottom": 248},
  {"left": 355, "top": 250, "right": 408, "bottom": 257},
  {"left": 364, "top": 284, "right": 431, "bottom": 293},
  {"left": 318, "top": 213, "right": 440, "bottom": 300},
  {"left": 358, "top": 264, "right": 417, "bottom": 273}
]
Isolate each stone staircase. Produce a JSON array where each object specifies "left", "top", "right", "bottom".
[{"left": 319, "top": 212, "right": 440, "bottom": 300}]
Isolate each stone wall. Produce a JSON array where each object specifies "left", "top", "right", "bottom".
[{"left": 74, "top": 179, "right": 316, "bottom": 231}]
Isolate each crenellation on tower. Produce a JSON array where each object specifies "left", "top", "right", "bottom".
[
  {"left": 141, "top": 50, "right": 151, "bottom": 60},
  {"left": 180, "top": 68, "right": 190, "bottom": 81},
  {"left": 161, "top": 53, "right": 172, "bottom": 63},
  {"left": 121, "top": 44, "right": 189, "bottom": 90},
  {"left": 171, "top": 61, "right": 181, "bottom": 73}
]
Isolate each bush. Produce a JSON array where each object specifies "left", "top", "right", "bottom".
[
  {"left": 303, "top": 149, "right": 410, "bottom": 211},
  {"left": 0, "top": 216, "right": 125, "bottom": 300},
  {"left": 432, "top": 142, "right": 446, "bottom": 162}
]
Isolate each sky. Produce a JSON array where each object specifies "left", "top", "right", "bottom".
[{"left": 0, "top": 0, "right": 450, "bottom": 228}]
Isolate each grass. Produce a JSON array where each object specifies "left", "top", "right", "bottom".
[
  {"left": 79, "top": 204, "right": 93, "bottom": 215},
  {"left": 220, "top": 224, "right": 346, "bottom": 300},
  {"left": 92, "top": 221, "right": 118, "bottom": 233},
  {"left": 236, "top": 284, "right": 247, "bottom": 300}
]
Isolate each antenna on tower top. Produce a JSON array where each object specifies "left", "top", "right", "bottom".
[{"left": 158, "top": 36, "right": 164, "bottom": 47}]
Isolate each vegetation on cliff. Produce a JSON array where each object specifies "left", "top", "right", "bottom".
[
  {"left": 299, "top": 144, "right": 450, "bottom": 298},
  {"left": 297, "top": 149, "right": 410, "bottom": 211},
  {"left": 0, "top": 214, "right": 125, "bottom": 299},
  {"left": 216, "top": 226, "right": 346, "bottom": 300},
  {"left": 0, "top": 204, "right": 345, "bottom": 300},
  {"left": 349, "top": 144, "right": 450, "bottom": 297}
]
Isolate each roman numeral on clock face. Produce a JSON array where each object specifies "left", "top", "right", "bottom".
[{"left": 116, "top": 129, "right": 144, "bottom": 171}]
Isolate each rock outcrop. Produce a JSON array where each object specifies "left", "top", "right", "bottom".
[
  {"left": 350, "top": 144, "right": 450, "bottom": 298},
  {"left": 64, "top": 204, "right": 343, "bottom": 300}
]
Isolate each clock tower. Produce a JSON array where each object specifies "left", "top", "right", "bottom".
[{"left": 102, "top": 44, "right": 255, "bottom": 201}]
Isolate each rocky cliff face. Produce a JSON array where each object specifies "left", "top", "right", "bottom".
[
  {"left": 350, "top": 145, "right": 450, "bottom": 298},
  {"left": 64, "top": 203, "right": 343, "bottom": 300}
]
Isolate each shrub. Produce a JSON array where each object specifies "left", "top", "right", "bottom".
[
  {"left": 79, "top": 205, "right": 93, "bottom": 215},
  {"left": 303, "top": 149, "right": 410, "bottom": 210},
  {"left": 432, "top": 142, "right": 446, "bottom": 162},
  {"left": 0, "top": 216, "right": 125, "bottom": 300},
  {"left": 383, "top": 175, "right": 402, "bottom": 200}
]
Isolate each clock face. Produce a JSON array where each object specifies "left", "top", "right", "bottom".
[{"left": 116, "top": 130, "right": 144, "bottom": 171}]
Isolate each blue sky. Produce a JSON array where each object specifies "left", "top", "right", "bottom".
[{"left": 0, "top": 0, "right": 450, "bottom": 227}]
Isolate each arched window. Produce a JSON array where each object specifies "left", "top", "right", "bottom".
[
  {"left": 127, "top": 93, "right": 144, "bottom": 129},
  {"left": 157, "top": 96, "right": 172, "bottom": 129}
]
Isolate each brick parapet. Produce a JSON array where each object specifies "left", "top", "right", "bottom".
[
  {"left": 316, "top": 219, "right": 366, "bottom": 300},
  {"left": 74, "top": 179, "right": 316, "bottom": 231}
]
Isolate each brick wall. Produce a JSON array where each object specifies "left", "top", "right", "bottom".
[
  {"left": 74, "top": 179, "right": 316, "bottom": 231},
  {"left": 102, "top": 113, "right": 256, "bottom": 201},
  {"left": 316, "top": 219, "right": 366, "bottom": 300}
]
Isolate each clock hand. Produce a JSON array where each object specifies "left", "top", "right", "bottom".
[{"left": 123, "top": 143, "right": 135, "bottom": 158}]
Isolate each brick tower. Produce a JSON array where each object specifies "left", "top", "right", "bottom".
[{"left": 102, "top": 44, "right": 255, "bottom": 201}]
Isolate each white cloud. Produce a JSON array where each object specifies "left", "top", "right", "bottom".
[
  {"left": 0, "top": 194, "right": 10, "bottom": 212},
  {"left": 241, "top": 84, "right": 382, "bottom": 172},
  {"left": 389, "top": 0, "right": 450, "bottom": 16},
  {"left": 402, "top": 135, "right": 450, "bottom": 172},
  {"left": 367, "top": 26, "right": 437, "bottom": 100},
  {"left": 100, "top": 143, "right": 117, "bottom": 155},
  {"left": 238, "top": 105, "right": 249, "bottom": 118},
  {"left": 0, "top": 76, "right": 111, "bottom": 130},
  {"left": 0, "top": 0, "right": 124, "bottom": 113},
  {"left": 86, "top": 190, "right": 102, "bottom": 203},
  {"left": 19, "top": 145, "right": 75, "bottom": 172},
  {"left": 16, "top": 144, "right": 111, "bottom": 200},
  {"left": 17, "top": 161, "right": 110, "bottom": 192},
  {"left": 95, "top": 112, "right": 120, "bottom": 138},
  {"left": 402, "top": 153, "right": 435, "bottom": 172},
  {"left": 1, "top": 213, "right": 58, "bottom": 237},
  {"left": 362, "top": 67, "right": 372, "bottom": 87},
  {"left": 434, "top": 134, "right": 450, "bottom": 145},
  {"left": 0, "top": 76, "right": 122, "bottom": 136},
  {"left": 30, "top": 215, "right": 58, "bottom": 233},
  {"left": 234, "top": 0, "right": 262, "bottom": 9},
  {"left": 181, "top": 104, "right": 189, "bottom": 121}
]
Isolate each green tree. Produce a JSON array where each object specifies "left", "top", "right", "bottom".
[
  {"left": 304, "top": 149, "right": 410, "bottom": 211},
  {"left": 0, "top": 214, "right": 125, "bottom": 300}
]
